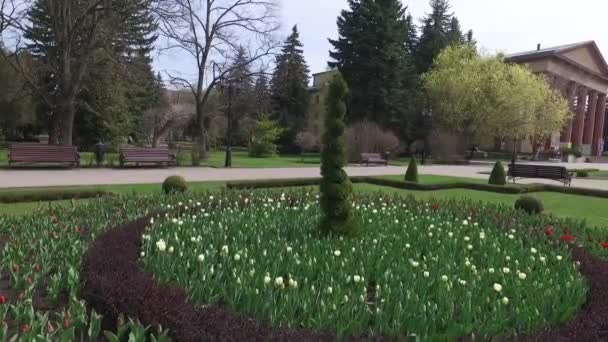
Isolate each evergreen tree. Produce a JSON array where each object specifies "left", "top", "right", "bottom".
[
  {"left": 319, "top": 75, "right": 357, "bottom": 236},
  {"left": 24, "top": 0, "right": 160, "bottom": 146},
  {"left": 488, "top": 161, "right": 507, "bottom": 185},
  {"left": 225, "top": 46, "right": 256, "bottom": 146},
  {"left": 414, "top": 0, "right": 473, "bottom": 74},
  {"left": 254, "top": 71, "right": 272, "bottom": 117},
  {"left": 328, "top": 0, "right": 417, "bottom": 133},
  {"left": 404, "top": 158, "right": 419, "bottom": 183},
  {"left": 270, "top": 25, "right": 311, "bottom": 150}
]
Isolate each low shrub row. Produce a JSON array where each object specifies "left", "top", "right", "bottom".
[
  {"left": 226, "top": 176, "right": 608, "bottom": 200},
  {"left": 0, "top": 188, "right": 114, "bottom": 203}
]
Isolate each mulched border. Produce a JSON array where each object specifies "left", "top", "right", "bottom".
[{"left": 81, "top": 216, "right": 608, "bottom": 341}]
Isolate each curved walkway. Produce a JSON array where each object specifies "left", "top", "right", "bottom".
[{"left": 0, "top": 164, "right": 607, "bottom": 190}]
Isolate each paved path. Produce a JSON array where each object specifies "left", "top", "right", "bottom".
[{"left": 0, "top": 164, "right": 607, "bottom": 190}]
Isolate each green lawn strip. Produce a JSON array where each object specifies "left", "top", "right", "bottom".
[
  {"left": 0, "top": 181, "right": 226, "bottom": 215},
  {"left": 352, "top": 183, "right": 608, "bottom": 229},
  {"left": 378, "top": 174, "right": 488, "bottom": 184}
]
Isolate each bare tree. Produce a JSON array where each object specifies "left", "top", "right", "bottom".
[
  {"left": 143, "top": 102, "right": 196, "bottom": 147},
  {"left": 0, "top": 0, "right": 114, "bottom": 145},
  {"left": 155, "top": 0, "right": 280, "bottom": 158}
]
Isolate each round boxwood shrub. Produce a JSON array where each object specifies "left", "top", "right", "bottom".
[
  {"left": 514, "top": 196, "right": 544, "bottom": 215},
  {"left": 488, "top": 161, "right": 506, "bottom": 185},
  {"left": 162, "top": 175, "right": 188, "bottom": 194},
  {"left": 576, "top": 170, "right": 589, "bottom": 178},
  {"left": 404, "top": 158, "right": 419, "bottom": 183}
]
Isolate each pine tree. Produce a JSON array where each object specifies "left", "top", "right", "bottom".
[
  {"left": 270, "top": 25, "right": 311, "bottom": 149},
  {"left": 254, "top": 72, "right": 272, "bottom": 117},
  {"left": 319, "top": 75, "right": 357, "bottom": 236},
  {"left": 415, "top": 0, "right": 473, "bottom": 74},
  {"left": 226, "top": 46, "right": 256, "bottom": 144},
  {"left": 328, "top": 0, "right": 417, "bottom": 132}
]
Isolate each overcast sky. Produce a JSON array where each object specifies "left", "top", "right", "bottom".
[{"left": 154, "top": 0, "right": 608, "bottom": 83}]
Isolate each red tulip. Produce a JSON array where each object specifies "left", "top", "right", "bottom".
[
  {"left": 545, "top": 228, "right": 554, "bottom": 236},
  {"left": 560, "top": 234, "right": 574, "bottom": 242},
  {"left": 47, "top": 322, "right": 55, "bottom": 333},
  {"left": 20, "top": 324, "right": 30, "bottom": 333},
  {"left": 12, "top": 264, "right": 19, "bottom": 273},
  {"left": 601, "top": 242, "right": 608, "bottom": 249},
  {"left": 0, "top": 295, "right": 7, "bottom": 304},
  {"left": 33, "top": 264, "right": 40, "bottom": 272},
  {"left": 432, "top": 203, "right": 439, "bottom": 210}
]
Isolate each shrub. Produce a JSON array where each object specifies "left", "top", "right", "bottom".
[
  {"left": 576, "top": 170, "right": 589, "bottom": 178},
  {"left": 404, "top": 158, "right": 419, "bottom": 183},
  {"left": 319, "top": 75, "right": 358, "bottom": 236},
  {"left": 162, "top": 176, "right": 188, "bottom": 194},
  {"left": 345, "top": 121, "right": 399, "bottom": 162},
  {"left": 561, "top": 146, "right": 583, "bottom": 158},
  {"left": 514, "top": 196, "right": 544, "bottom": 215},
  {"left": 488, "top": 161, "right": 507, "bottom": 185},
  {"left": 249, "top": 118, "right": 283, "bottom": 158}
]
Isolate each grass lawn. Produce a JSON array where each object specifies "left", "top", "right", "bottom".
[
  {"left": 0, "top": 181, "right": 225, "bottom": 215},
  {"left": 353, "top": 183, "right": 608, "bottom": 228},
  {"left": 378, "top": 174, "right": 488, "bottom": 184},
  {"left": 588, "top": 170, "right": 608, "bottom": 180},
  {"left": 2, "top": 173, "right": 607, "bottom": 229}
]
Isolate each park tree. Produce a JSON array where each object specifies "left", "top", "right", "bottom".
[
  {"left": 423, "top": 45, "right": 571, "bottom": 162},
  {"left": 415, "top": 0, "right": 473, "bottom": 74},
  {"left": 319, "top": 75, "right": 357, "bottom": 236},
  {"left": 328, "top": 0, "right": 417, "bottom": 132},
  {"left": 270, "top": 25, "right": 310, "bottom": 150},
  {"left": 0, "top": 48, "right": 35, "bottom": 139},
  {"left": 254, "top": 71, "right": 272, "bottom": 117},
  {"left": 0, "top": 0, "right": 160, "bottom": 146},
  {"left": 156, "top": 0, "right": 279, "bottom": 159}
]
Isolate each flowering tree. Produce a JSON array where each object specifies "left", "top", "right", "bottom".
[{"left": 423, "top": 45, "right": 571, "bottom": 162}]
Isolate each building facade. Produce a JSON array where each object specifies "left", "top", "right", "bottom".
[{"left": 506, "top": 41, "right": 608, "bottom": 156}]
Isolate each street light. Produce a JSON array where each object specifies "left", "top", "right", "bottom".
[{"left": 218, "top": 77, "right": 239, "bottom": 168}]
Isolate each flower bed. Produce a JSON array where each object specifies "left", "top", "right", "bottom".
[{"left": 141, "top": 191, "right": 587, "bottom": 339}]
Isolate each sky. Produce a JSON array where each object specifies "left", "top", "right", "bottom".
[{"left": 153, "top": 0, "right": 608, "bottom": 84}]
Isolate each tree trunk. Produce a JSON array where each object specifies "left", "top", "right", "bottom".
[
  {"left": 195, "top": 103, "right": 208, "bottom": 159},
  {"left": 58, "top": 97, "right": 76, "bottom": 146}
]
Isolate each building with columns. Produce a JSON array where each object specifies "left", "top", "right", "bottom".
[{"left": 506, "top": 41, "right": 608, "bottom": 156}]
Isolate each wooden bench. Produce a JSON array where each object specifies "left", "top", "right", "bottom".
[
  {"left": 8, "top": 144, "right": 80, "bottom": 167},
  {"left": 119, "top": 148, "right": 176, "bottom": 167},
  {"left": 360, "top": 153, "right": 387, "bottom": 166},
  {"left": 507, "top": 164, "right": 572, "bottom": 186}
]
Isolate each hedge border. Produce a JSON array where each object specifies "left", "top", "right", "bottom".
[
  {"left": 226, "top": 177, "right": 608, "bottom": 199},
  {"left": 0, "top": 189, "right": 114, "bottom": 204},
  {"left": 79, "top": 208, "right": 608, "bottom": 341}
]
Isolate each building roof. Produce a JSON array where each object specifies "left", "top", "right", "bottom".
[{"left": 505, "top": 40, "right": 608, "bottom": 79}]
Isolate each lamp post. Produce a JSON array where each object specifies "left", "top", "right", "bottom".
[{"left": 218, "top": 77, "right": 238, "bottom": 168}]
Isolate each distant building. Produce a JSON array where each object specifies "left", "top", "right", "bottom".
[
  {"left": 307, "top": 69, "right": 340, "bottom": 134},
  {"left": 504, "top": 41, "right": 608, "bottom": 156}
]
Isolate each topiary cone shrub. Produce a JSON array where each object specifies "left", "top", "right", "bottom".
[
  {"left": 488, "top": 161, "right": 507, "bottom": 185},
  {"left": 514, "top": 196, "right": 544, "bottom": 215},
  {"left": 319, "top": 75, "right": 359, "bottom": 237},
  {"left": 404, "top": 158, "right": 419, "bottom": 183},
  {"left": 162, "top": 175, "right": 188, "bottom": 194}
]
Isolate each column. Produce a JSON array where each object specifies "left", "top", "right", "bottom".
[
  {"left": 592, "top": 93, "right": 607, "bottom": 156},
  {"left": 583, "top": 91, "right": 598, "bottom": 145},
  {"left": 560, "top": 82, "right": 578, "bottom": 143},
  {"left": 572, "top": 87, "right": 588, "bottom": 145}
]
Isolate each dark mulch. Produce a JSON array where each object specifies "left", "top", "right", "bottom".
[{"left": 81, "top": 217, "right": 608, "bottom": 342}]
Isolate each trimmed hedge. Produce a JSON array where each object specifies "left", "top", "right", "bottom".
[
  {"left": 0, "top": 188, "right": 113, "bottom": 204},
  {"left": 226, "top": 177, "right": 608, "bottom": 200},
  {"left": 488, "top": 161, "right": 507, "bottom": 185},
  {"left": 404, "top": 158, "right": 419, "bottom": 183},
  {"left": 162, "top": 176, "right": 188, "bottom": 194},
  {"left": 515, "top": 196, "right": 544, "bottom": 214}
]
